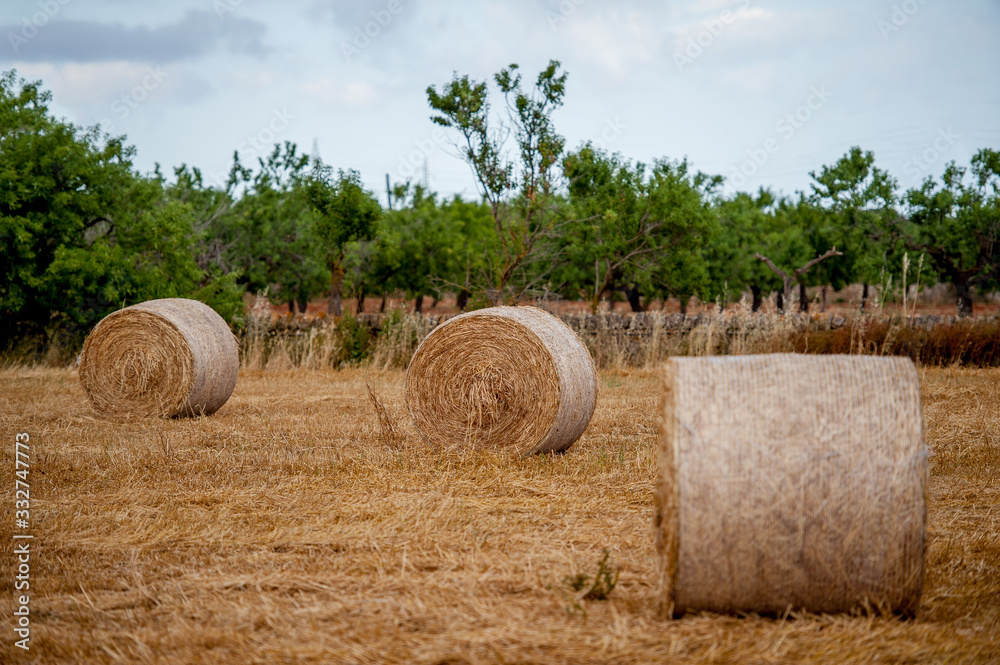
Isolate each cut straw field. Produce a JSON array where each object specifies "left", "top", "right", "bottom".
[{"left": 1, "top": 366, "right": 998, "bottom": 664}]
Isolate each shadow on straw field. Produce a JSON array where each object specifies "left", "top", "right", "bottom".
[{"left": 0, "top": 366, "right": 997, "bottom": 663}]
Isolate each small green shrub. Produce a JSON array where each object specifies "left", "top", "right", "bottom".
[{"left": 335, "top": 313, "right": 373, "bottom": 364}]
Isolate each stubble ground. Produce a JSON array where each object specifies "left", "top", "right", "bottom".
[{"left": 0, "top": 365, "right": 997, "bottom": 663}]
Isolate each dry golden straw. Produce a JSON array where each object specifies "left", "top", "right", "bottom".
[
  {"left": 655, "top": 354, "right": 926, "bottom": 617},
  {"left": 405, "top": 306, "right": 597, "bottom": 455},
  {"left": 79, "top": 298, "right": 239, "bottom": 418}
]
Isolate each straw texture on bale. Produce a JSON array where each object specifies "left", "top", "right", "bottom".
[
  {"left": 79, "top": 298, "right": 239, "bottom": 418},
  {"left": 405, "top": 306, "right": 597, "bottom": 455},
  {"left": 655, "top": 354, "right": 926, "bottom": 617}
]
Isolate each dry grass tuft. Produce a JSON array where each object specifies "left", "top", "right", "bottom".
[
  {"left": 366, "top": 381, "right": 404, "bottom": 450},
  {"left": 0, "top": 364, "right": 997, "bottom": 663},
  {"left": 233, "top": 310, "right": 1000, "bottom": 375}
]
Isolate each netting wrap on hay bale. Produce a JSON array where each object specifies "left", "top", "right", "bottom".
[
  {"left": 79, "top": 298, "right": 239, "bottom": 418},
  {"left": 655, "top": 354, "right": 926, "bottom": 617},
  {"left": 405, "top": 306, "right": 597, "bottom": 455}
]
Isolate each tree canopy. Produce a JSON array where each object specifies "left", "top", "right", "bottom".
[
  {"left": 3, "top": 63, "right": 998, "bottom": 358},
  {"left": 0, "top": 71, "right": 242, "bottom": 350}
]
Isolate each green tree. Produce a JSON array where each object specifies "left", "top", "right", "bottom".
[
  {"left": 362, "top": 184, "right": 494, "bottom": 312},
  {"left": 903, "top": 149, "right": 1000, "bottom": 317},
  {"left": 427, "top": 60, "right": 567, "bottom": 303},
  {"left": 165, "top": 163, "right": 235, "bottom": 275},
  {"left": 559, "top": 145, "right": 719, "bottom": 312},
  {"left": 644, "top": 162, "right": 720, "bottom": 313},
  {"left": 754, "top": 194, "right": 843, "bottom": 313},
  {"left": 708, "top": 189, "right": 783, "bottom": 311},
  {"left": 159, "top": 163, "right": 250, "bottom": 323},
  {"left": 220, "top": 144, "right": 328, "bottom": 312},
  {"left": 0, "top": 70, "right": 239, "bottom": 350},
  {"left": 810, "top": 146, "right": 899, "bottom": 309},
  {"left": 306, "top": 166, "right": 381, "bottom": 315}
]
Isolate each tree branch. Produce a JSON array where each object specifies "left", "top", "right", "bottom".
[
  {"left": 754, "top": 252, "right": 789, "bottom": 282},
  {"left": 793, "top": 247, "right": 843, "bottom": 279}
]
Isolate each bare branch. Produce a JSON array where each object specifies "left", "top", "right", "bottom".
[
  {"left": 754, "top": 252, "right": 789, "bottom": 282},
  {"left": 794, "top": 247, "right": 843, "bottom": 278}
]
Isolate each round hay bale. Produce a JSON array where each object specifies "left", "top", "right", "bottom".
[
  {"left": 79, "top": 298, "right": 239, "bottom": 418},
  {"left": 655, "top": 354, "right": 926, "bottom": 617},
  {"left": 405, "top": 306, "right": 597, "bottom": 455}
]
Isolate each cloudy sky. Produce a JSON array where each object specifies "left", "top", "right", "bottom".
[{"left": 2, "top": 0, "right": 998, "bottom": 203}]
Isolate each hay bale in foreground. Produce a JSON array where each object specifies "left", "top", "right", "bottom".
[
  {"left": 79, "top": 298, "right": 239, "bottom": 418},
  {"left": 405, "top": 306, "right": 597, "bottom": 455},
  {"left": 655, "top": 354, "right": 926, "bottom": 617}
]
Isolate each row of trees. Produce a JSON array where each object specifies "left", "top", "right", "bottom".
[
  {"left": 2, "top": 64, "right": 999, "bottom": 352},
  {"left": 422, "top": 61, "right": 999, "bottom": 318}
]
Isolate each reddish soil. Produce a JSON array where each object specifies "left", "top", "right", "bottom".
[{"left": 263, "top": 287, "right": 999, "bottom": 320}]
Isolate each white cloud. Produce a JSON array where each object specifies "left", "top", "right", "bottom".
[
  {"left": 234, "top": 70, "right": 277, "bottom": 87},
  {"left": 301, "top": 78, "right": 380, "bottom": 106},
  {"left": 685, "top": 0, "right": 738, "bottom": 12},
  {"left": 670, "top": 6, "right": 779, "bottom": 52},
  {"left": 8, "top": 0, "right": 994, "bottom": 200},
  {"left": 563, "top": 10, "right": 666, "bottom": 78},
  {"left": 714, "top": 62, "right": 777, "bottom": 93},
  {"left": 12, "top": 60, "right": 169, "bottom": 108}
]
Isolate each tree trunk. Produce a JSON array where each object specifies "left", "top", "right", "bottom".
[
  {"left": 955, "top": 279, "right": 973, "bottom": 317},
  {"left": 379, "top": 293, "right": 387, "bottom": 313},
  {"left": 679, "top": 295, "right": 689, "bottom": 316},
  {"left": 750, "top": 285, "right": 762, "bottom": 312},
  {"left": 297, "top": 296, "right": 307, "bottom": 314},
  {"left": 821, "top": 285, "right": 828, "bottom": 313},
  {"left": 590, "top": 282, "right": 605, "bottom": 314},
  {"left": 328, "top": 260, "right": 344, "bottom": 316},
  {"left": 591, "top": 262, "right": 617, "bottom": 314},
  {"left": 356, "top": 287, "right": 366, "bottom": 315},
  {"left": 754, "top": 249, "right": 842, "bottom": 317},
  {"left": 860, "top": 282, "right": 869, "bottom": 311},
  {"left": 287, "top": 300, "right": 295, "bottom": 314},
  {"left": 776, "top": 289, "right": 785, "bottom": 313},
  {"left": 625, "top": 285, "right": 643, "bottom": 312},
  {"left": 414, "top": 294, "right": 424, "bottom": 314},
  {"left": 456, "top": 288, "right": 470, "bottom": 311},
  {"left": 431, "top": 296, "right": 438, "bottom": 309}
]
